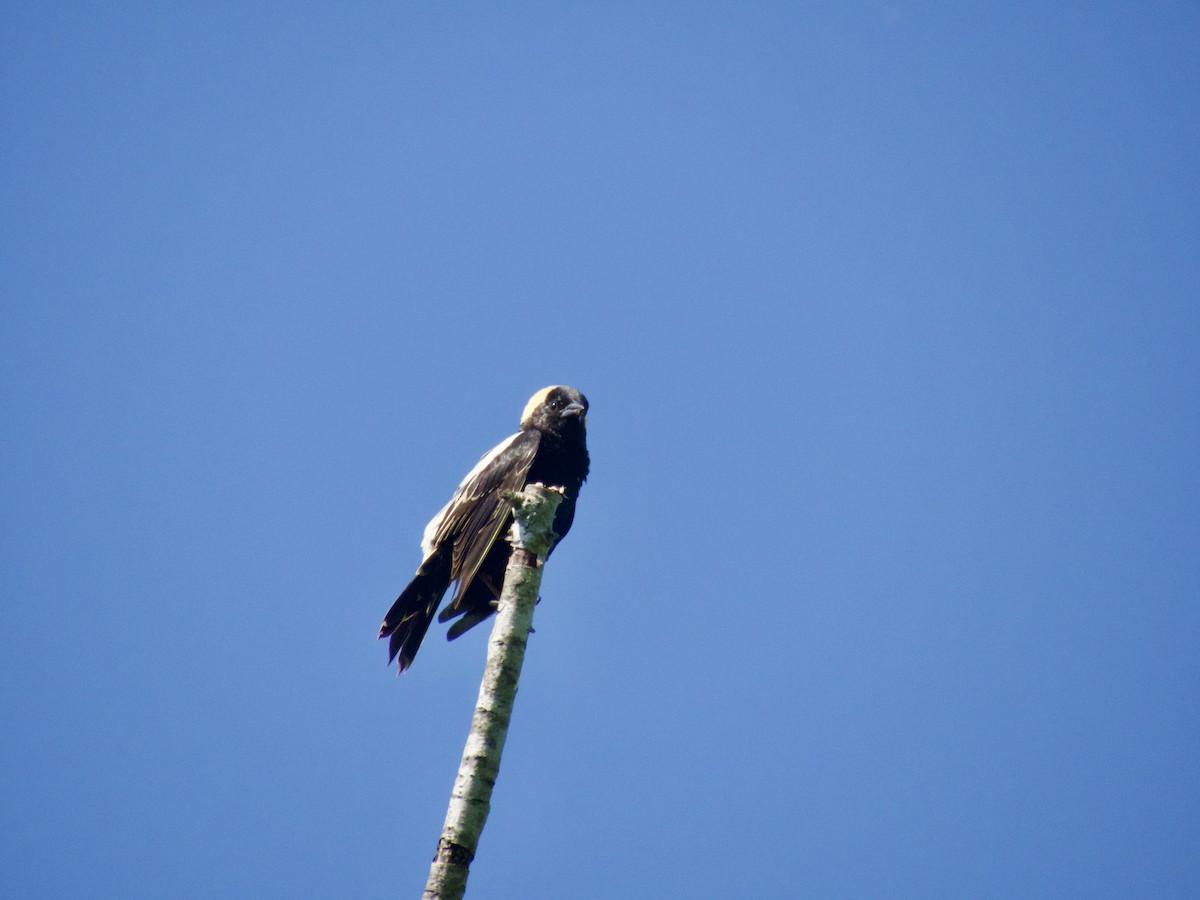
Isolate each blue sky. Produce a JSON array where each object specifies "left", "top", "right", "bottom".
[{"left": 2, "top": 4, "right": 1197, "bottom": 897}]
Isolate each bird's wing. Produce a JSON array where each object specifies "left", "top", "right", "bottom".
[{"left": 428, "top": 429, "right": 540, "bottom": 606}]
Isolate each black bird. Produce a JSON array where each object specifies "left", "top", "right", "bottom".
[{"left": 379, "top": 386, "right": 590, "bottom": 672}]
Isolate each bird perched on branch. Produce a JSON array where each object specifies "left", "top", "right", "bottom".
[{"left": 379, "top": 386, "right": 590, "bottom": 673}]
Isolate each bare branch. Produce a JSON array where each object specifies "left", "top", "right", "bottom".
[{"left": 422, "top": 484, "right": 564, "bottom": 900}]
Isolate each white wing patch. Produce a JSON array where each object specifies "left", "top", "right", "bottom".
[{"left": 419, "top": 432, "right": 522, "bottom": 560}]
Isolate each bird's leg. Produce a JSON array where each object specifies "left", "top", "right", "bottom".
[{"left": 480, "top": 573, "right": 502, "bottom": 609}]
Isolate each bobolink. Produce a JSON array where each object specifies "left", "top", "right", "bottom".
[{"left": 379, "top": 386, "right": 590, "bottom": 672}]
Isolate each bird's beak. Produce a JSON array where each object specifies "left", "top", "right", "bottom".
[{"left": 560, "top": 402, "right": 586, "bottom": 419}]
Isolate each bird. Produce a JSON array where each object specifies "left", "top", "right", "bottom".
[{"left": 379, "top": 386, "right": 590, "bottom": 672}]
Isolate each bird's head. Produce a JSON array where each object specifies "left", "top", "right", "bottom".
[{"left": 520, "top": 385, "right": 589, "bottom": 434}]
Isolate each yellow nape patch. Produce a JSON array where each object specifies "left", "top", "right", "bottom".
[{"left": 520, "top": 386, "right": 561, "bottom": 425}]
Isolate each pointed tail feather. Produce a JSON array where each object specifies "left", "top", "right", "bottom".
[
  {"left": 445, "top": 604, "right": 494, "bottom": 641},
  {"left": 439, "top": 573, "right": 502, "bottom": 641},
  {"left": 379, "top": 558, "right": 450, "bottom": 672}
]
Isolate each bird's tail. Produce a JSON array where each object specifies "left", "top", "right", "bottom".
[{"left": 378, "top": 558, "right": 449, "bottom": 673}]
